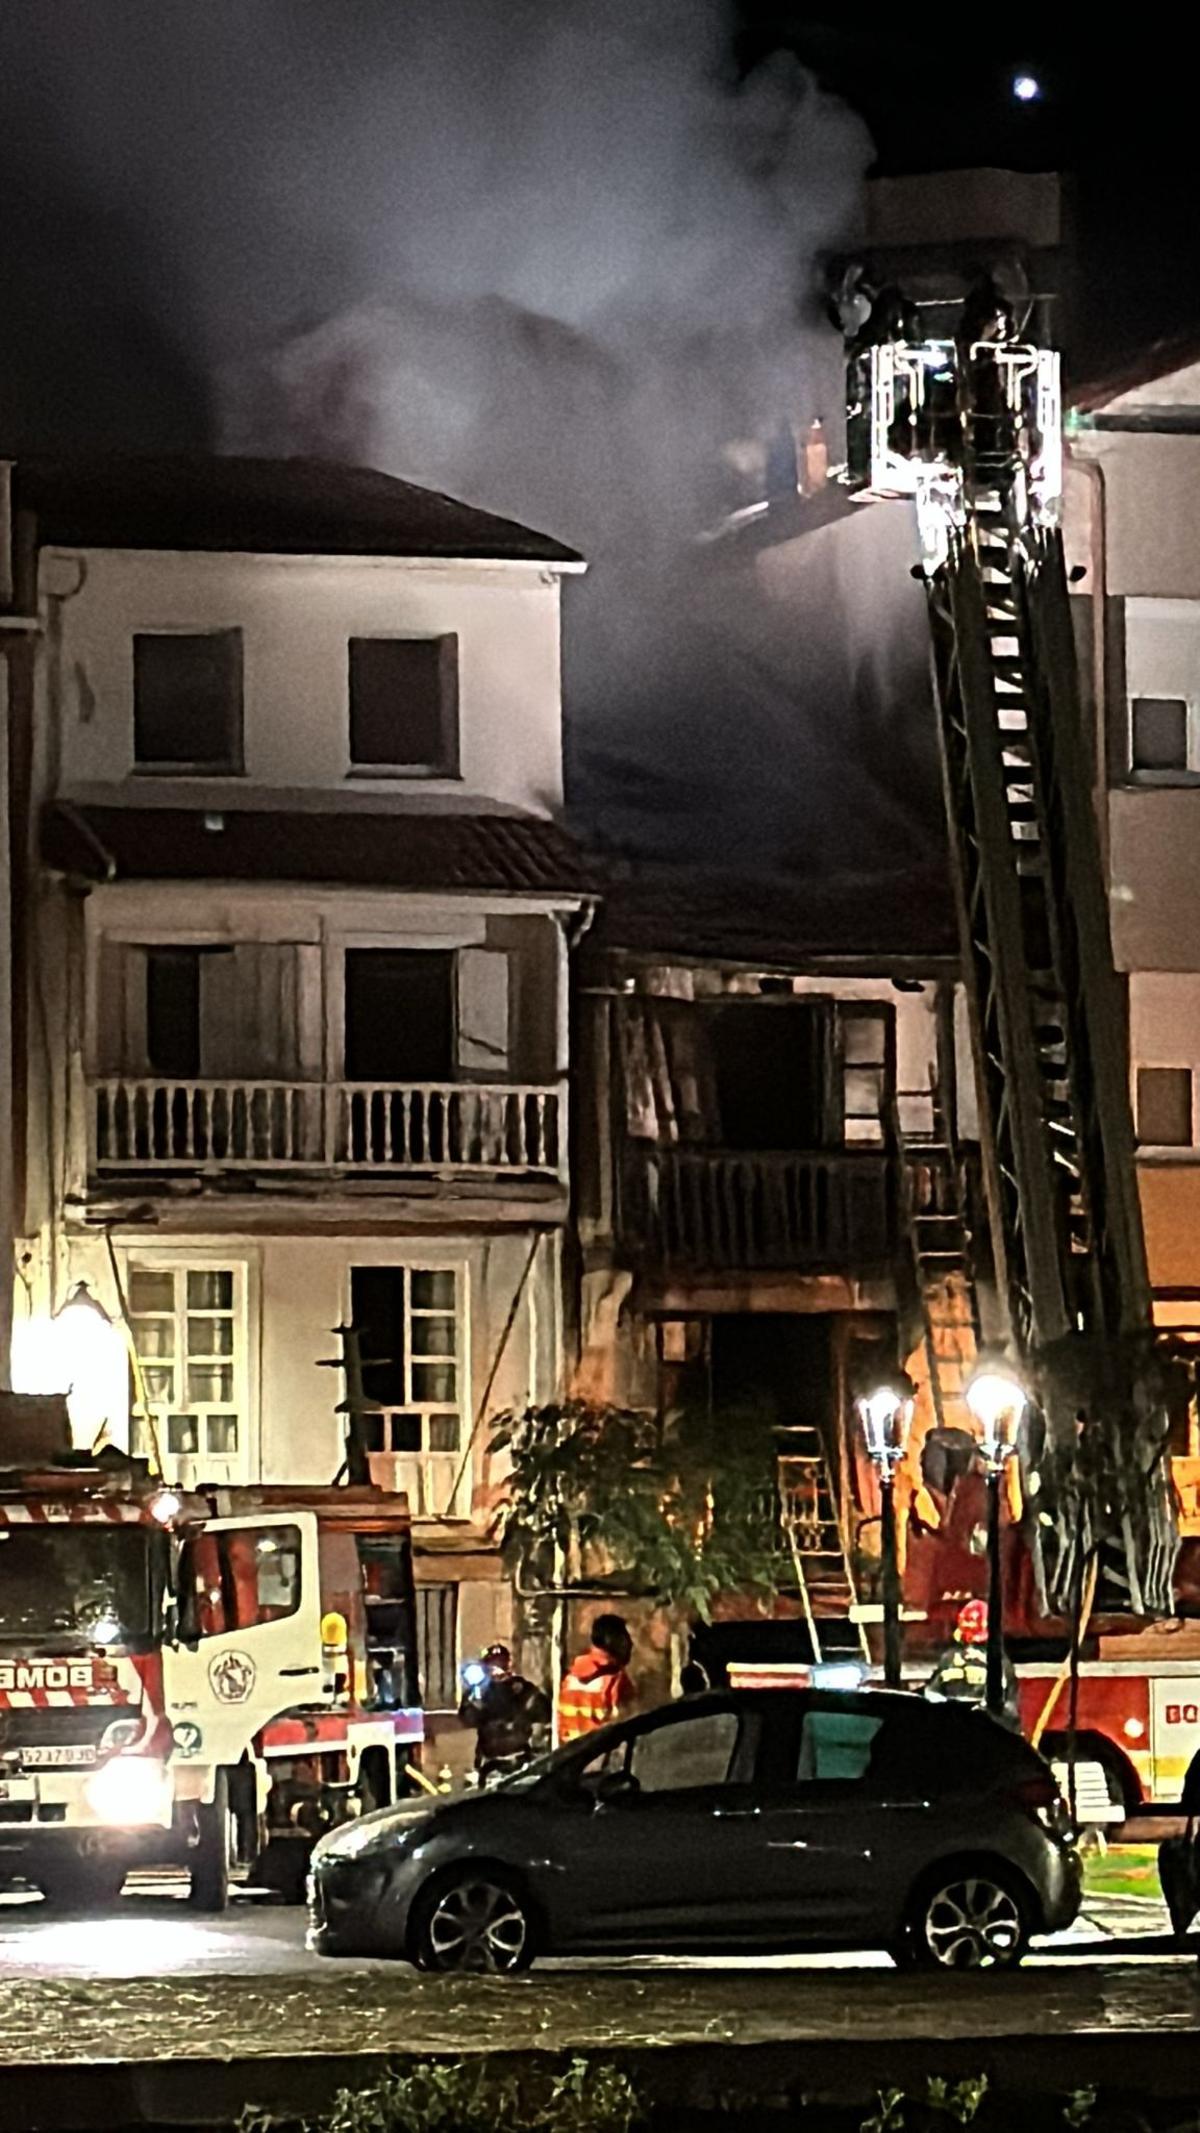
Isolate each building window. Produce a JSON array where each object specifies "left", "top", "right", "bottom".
[
  {"left": 127, "top": 1264, "right": 246, "bottom": 1476},
  {"left": 1131, "top": 697, "right": 1189, "bottom": 775},
  {"left": 840, "top": 1007, "right": 890, "bottom": 1146},
  {"left": 1136, "top": 1066, "right": 1194, "bottom": 1148},
  {"left": 350, "top": 1265, "right": 465, "bottom": 1515},
  {"left": 416, "top": 1584, "right": 460, "bottom": 1709},
  {"left": 133, "top": 631, "right": 243, "bottom": 773},
  {"left": 348, "top": 635, "right": 459, "bottom": 775}
]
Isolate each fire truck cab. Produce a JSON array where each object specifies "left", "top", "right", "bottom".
[{"left": 0, "top": 1456, "right": 422, "bottom": 1908}]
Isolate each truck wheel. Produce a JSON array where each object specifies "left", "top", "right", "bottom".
[{"left": 188, "top": 1768, "right": 231, "bottom": 1913}]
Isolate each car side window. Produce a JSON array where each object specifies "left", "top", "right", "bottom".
[
  {"left": 628, "top": 1710, "right": 743, "bottom": 1794},
  {"left": 796, "top": 1709, "right": 883, "bottom": 1783}
]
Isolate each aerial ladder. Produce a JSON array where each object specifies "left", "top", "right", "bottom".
[{"left": 848, "top": 324, "right": 1178, "bottom": 1621}]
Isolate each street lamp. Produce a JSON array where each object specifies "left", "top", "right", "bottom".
[
  {"left": 857, "top": 1383, "right": 913, "bottom": 1690},
  {"left": 965, "top": 1364, "right": 1027, "bottom": 1718},
  {"left": 11, "top": 1280, "right": 128, "bottom": 1448}
]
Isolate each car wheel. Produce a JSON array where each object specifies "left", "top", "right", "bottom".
[
  {"left": 412, "top": 1870, "right": 534, "bottom": 1975},
  {"left": 904, "top": 1865, "right": 1030, "bottom": 1970}
]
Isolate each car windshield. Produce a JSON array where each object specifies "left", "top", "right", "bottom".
[{"left": 0, "top": 1524, "right": 161, "bottom": 1649}]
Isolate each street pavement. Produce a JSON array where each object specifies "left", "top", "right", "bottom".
[
  {"left": 0, "top": 1876, "right": 1196, "bottom": 2133},
  {"left": 0, "top": 1868, "right": 1181, "bottom": 1978}
]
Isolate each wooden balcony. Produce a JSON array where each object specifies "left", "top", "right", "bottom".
[
  {"left": 619, "top": 1147, "right": 895, "bottom": 1273},
  {"left": 90, "top": 1078, "right": 564, "bottom": 1180}
]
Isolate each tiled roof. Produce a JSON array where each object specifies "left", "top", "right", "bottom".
[
  {"left": 11, "top": 454, "right": 582, "bottom": 566},
  {"left": 43, "top": 802, "right": 595, "bottom": 899},
  {"left": 1069, "top": 328, "right": 1200, "bottom": 413}
]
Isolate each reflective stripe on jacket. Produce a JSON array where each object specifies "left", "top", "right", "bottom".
[{"left": 556, "top": 1655, "right": 635, "bottom": 1742}]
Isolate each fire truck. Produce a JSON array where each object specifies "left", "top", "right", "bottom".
[{"left": 0, "top": 1449, "right": 423, "bottom": 1906}]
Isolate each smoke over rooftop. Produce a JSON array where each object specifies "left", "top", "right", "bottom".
[{"left": 1, "top": 3, "right": 940, "bottom": 896}]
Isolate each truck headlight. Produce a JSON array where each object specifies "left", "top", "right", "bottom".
[
  {"left": 85, "top": 1756, "right": 172, "bottom": 1827},
  {"left": 100, "top": 1716, "right": 146, "bottom": 1755}
]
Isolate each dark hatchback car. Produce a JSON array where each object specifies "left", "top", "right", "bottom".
[{"left": 310, "top": 1688, "right": 1081, "bottom": 1973}]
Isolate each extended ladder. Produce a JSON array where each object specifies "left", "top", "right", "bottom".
[
  {"left": 919, "top": 375, "right": 1175, "bottom": 1614},
  {"left": 777, "top": 1425, "right": 870, "bottom": 1663}
]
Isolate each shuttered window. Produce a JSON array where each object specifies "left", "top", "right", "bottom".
[
  {"left": 416, "top": 1584, "right": 459, "bottom": 1710},
  {"left": 134, "top": 631, "right": 243, "bottom": 772}
]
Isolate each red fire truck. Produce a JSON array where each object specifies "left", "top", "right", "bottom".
[{"left": 0, "top": 1455, "right": 423, "bottom": 1906}]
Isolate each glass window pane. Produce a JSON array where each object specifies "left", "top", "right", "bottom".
[
  {"left": 188, "top": 1316, "right": 234, "bottom": 1357},
  {"left": 411, "top": 1269, "right": 456, "bottom": 1311},
  {"left": 129, "top": 1271, "right": 175, "bottom": 1314},
  {"left": 143, "top": 1365, "right": 175, "bottom": 1405},
  {"left": 188, "top": 1270, "right": 233, "bottom": 1310},
  {"left": 1131, "top": 696, "right": 1188, "bottom": 772},
  {"left": 797, "top": 1710, "right": 883, "bottom": 1783},
  {"left": 411, "top": 1314, "right": 456, "bottom": 1357},
  {"left": 168, "top": 1414, "right": 200, "bottom": 1455},
  {"left": 427, "top": 1413, "right": 460, "bottom": 1452},
  {"left": 842, "top": 1015, "right": 888, "bottom": 1066},
  {"left": 188, "top": 1363, "right": 234, "bottom": 1405},
  {"left": 130, "top": 1415, "right": 150, "bottom": 1457},
  {"left": 387, "top": 1412, "right": 422, "bottom": 1452},
  {"left": 413, "top": 1362, "right": 456, "bottom": 1404},
  {"left": 206, "top": 1415, "right": 239, "bottom": 1455},
  {"left": 629, "top": 1711, "right": 740, "bottom": 1793},
  {"left": 1137, "top": 1066, "right": 1193, "bottom": 1147},
  {"left": 132, "top": 1318, "right": 175, "bottom": 1359}
]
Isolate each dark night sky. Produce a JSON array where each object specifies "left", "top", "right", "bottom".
[{"left": 0, "top": 8, "right": 1194, "bottom": 898}]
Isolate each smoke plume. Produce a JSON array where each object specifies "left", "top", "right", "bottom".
[{"left": 1, "top": 4, "right": 941, "bottom": 887}]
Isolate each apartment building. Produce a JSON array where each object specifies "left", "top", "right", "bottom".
[
  {"left": 1065, "top": 342, "right": 1200, "bottom": 1495},
  {"left": 8, "top": 452, "right": 591, "bottom": 1703}
]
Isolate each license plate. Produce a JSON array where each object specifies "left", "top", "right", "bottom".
[{"left": 16, "top": 1747, "right": 97, "bottom": 1769}]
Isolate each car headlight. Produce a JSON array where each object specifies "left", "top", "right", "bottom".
[
  {"left": 85, "top": 1755, "right": 172, "bottom": 1827},
  {"left": 315, "top": 1815, "right": 395, "bottom": 1864},
  {"left": 100, "top": 1716, "right": 146, "bottom": 1755}
]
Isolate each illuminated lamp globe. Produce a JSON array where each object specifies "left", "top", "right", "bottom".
[
  {"left": 1012, "top": 73, "right": 1041, "bottom": 102},
  {"left": 857, "top": 1385, "right": 913, "bottom": 1474},
  {"left": 965, "top": 1365, "right": 1027, "bottom": 1463},
  {"left": 11, "top": 1280, "right": 129, "bottom": 1448}
]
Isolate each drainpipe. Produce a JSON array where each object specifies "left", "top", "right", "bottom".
[{"left": 1070, "top": 447, "right": 1109, "bottom": 873}]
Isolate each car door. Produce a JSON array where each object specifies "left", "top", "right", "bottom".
[
  {"left": 538, "top": 1700, "right": 766, "bottom": 1949},
  {"left": 166, "top": 1512, "right": 325, "bottom": 1772},
  {"left": 735, "top": 1693, "right": 937, "bottom": 1943}
]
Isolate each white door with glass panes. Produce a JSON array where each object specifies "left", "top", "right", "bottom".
[
  {"left": 348, "top": 1265, "right": 467, "bottom": 1517},
  {"left": 126, "top": 1264, "right": 251, "bottom": 1485}
]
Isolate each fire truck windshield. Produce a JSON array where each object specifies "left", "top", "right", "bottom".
[{"left": 0, "top": 1524, "right": 163, "bottom": 1651}]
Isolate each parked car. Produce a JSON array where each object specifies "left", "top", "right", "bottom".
[{"left": 308, "top": 1686, "right": 1081, "bottom": 1972}]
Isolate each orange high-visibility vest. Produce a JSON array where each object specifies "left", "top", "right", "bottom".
[{"left": 556, "top": 1660, "right": 635, "bottom": 1743}]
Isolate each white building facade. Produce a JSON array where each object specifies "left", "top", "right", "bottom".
[{"left": 11, "top": 455, "right": 589, "bottom": 1711}]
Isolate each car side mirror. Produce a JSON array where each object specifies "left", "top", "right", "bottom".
[{"left": 596, "top": 1770, "right": 640, "bottom": 1807}]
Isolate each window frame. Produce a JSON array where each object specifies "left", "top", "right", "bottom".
[
  {"left": 1135, "top": 1063, "right": 1197, "bottom": 1152},
  {"left": 1129, "top": 694, "right": 1192, "bottom": 778},
  {"left": 132, "top": 628, "right": 245, "bottom": 777},
  {"left": 123, "top": 1255, "right": 255, "bottom": 1480},
  {"left": 346, "top": 1261, "right": 470, "bottom": 1517},
  {"left": 347, "top": 633, "right": 460, "bottom": 780}
]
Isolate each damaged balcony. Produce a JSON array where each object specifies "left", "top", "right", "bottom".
[
  {"left": 609, "top": 984, "right": 899, "bottom": 1276},
  {"left": 89, "top": 1078, "right": 564, "bottom": 1181},
  {"left": 620, "top": 1146, "right": 894, "bottom": 1273}
]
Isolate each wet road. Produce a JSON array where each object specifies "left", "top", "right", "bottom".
[
  {"left": 0, "top": 1878, "right": 1196, "bottom": 2133},
  {"left": 0, "top": 1867, "right": 1182, "bottom": 1980}
]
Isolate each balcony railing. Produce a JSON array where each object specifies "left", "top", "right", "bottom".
[
  {"left": 620, "top": 1147, "right": 894, "bottom": 1273},
  {"left": 90, "top": 1078, "right": 563, "bottom": 1179}
]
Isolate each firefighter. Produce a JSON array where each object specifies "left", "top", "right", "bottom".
[
  {"left": 457, "top": 1643, "right": 550, "bottom": 1782},
  {"left": 556, "top": 1613, "right": 637, "bottom": 1742},
  {"left": 925, "top": 1599, "right": 1019, "bottom": 1725}
]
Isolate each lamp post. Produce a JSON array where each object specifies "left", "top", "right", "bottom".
[
  {"left": 858, "top": 1384, "right": 914, "bottom": 1689},
  {"left": 965, "top": 1365, "right": 1028, "bottom": 1718}
]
